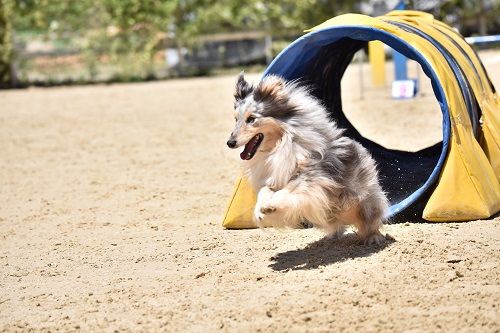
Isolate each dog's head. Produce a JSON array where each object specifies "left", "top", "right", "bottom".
[{"left": 227, "top": 72, "right": 296, "bottom": 160}]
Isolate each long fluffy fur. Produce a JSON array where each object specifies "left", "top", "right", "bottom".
[{"left": 229, "top": 73, "right": 389, "bottom": 244}]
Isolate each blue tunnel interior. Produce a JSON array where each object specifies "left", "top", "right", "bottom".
[{"left": 262, "top": 26, "right": 462, "bottom": 221}]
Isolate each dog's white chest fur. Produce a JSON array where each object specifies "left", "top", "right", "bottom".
[{"left": 245, "top": 133, "right": 310, "bottom": 191}]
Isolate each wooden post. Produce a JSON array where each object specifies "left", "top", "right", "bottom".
[{"left": 368, "top": 41, "right": 386, "bottom": 87}]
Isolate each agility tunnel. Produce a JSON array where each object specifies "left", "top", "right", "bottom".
[{"left": 223, "top": 10, "right": 500, "bottom": 228}]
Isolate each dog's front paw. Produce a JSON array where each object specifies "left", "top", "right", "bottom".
[
  {"left": 253, "top": 206, "right": 264, "bottom": 222},
  {"left": 260, "top": 206, "right": 276, "bottom": 214},
  {"left": 254, "top": 204, "right": 276, "bottom": 222},
  {"left": 252, "top": 206, "right": 265, "bottom": 222}
]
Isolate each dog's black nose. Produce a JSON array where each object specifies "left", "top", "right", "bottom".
[{"left": 227, "top": 139, "right": 237, "bottom": 148}]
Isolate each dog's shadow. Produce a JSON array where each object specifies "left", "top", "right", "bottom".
[{"left": 269, "top": 233, "right": 394, "bottom": 271}]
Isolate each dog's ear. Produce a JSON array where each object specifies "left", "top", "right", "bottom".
[
  {"left": 253, "top": 75, "right": 288, "bottom": 105},
  {"left": 234, "top": 72, "right": 253, "bottom": 101}
]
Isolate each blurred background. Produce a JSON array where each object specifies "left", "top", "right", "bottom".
[{"left": 1, "top": 0, "right": 499, "bottom": 88}]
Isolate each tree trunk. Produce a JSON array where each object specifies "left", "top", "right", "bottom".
[{"left": 477, "top": 0, "right": 488, "bottom": 35}]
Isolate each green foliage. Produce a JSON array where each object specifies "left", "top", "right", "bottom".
[
  {"left": 172, "top": 0, "right": 358, "bottom": 39},
  {"left": 434, "top": 0, "right": 500, "bottom": 35},
  {"left": 10, "top": 0, "right": 176, "bottom": 82},
  {"left": 3, "top": 0, "right": 499, "bottom": 87},
  {"left": 14, "top": 0, "right": 98, "bottom": 31},
  {"left": 0, "top": 0, "right": 14, "bottom": 86}
]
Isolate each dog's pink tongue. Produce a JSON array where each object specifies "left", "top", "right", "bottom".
[
  {"left": 240, "top": 136, "right": 258, "bottom": 160},
  {"left": 240, "top": 141, "right": 252, "bottom": 160}
]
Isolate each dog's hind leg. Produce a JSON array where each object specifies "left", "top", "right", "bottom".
[
  {"left": 325, "top": 222, "right": 346, "bottom": 240},
  {"left": 336, "top": 203, "right": 383, "bottom": 245},
  {"left": 356, "top": 191, "right": 388, "bottom": 245}
]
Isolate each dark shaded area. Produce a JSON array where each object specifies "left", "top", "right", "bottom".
[
  {"left": 300, "top": 38, "right": 441, "bottom": 221},
  {"left": 269, "top": 233, "right": 395, "bottom": 271},
  {"left": 186, "top": 38, "right": 267, "bottom": 70}
]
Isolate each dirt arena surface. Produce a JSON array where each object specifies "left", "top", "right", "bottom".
[{"left": 1, "top": 51, "right": 499, "bottom": 332}]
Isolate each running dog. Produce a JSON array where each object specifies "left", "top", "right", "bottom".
[{"left": 227, "top": 73, "right": 388, "bottom": 245}]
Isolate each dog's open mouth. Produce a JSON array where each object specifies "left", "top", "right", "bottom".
[{"left": 240, "top": 133, "right": 264, "bottom": 160}]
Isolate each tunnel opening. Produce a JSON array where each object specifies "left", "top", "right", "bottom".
[{"left": 263, "top": 27, "right": 456, "bottom": 220}]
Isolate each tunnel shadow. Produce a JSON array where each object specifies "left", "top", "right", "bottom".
[{"left": 269, "top": 233, "right": 395, "bottom": 271}]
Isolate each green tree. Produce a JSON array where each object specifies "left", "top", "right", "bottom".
[
  {"left": 172, "top": 0, "right": 359, "bottom": 38},
  {"left": 0, "top": 0, "right": 15, "bottom": 87},
  {"left": 422, "top": 0, "right": 500, "bottom": 36},
  {"left": 10, "top": 0, "right": 175, "bottom": 81},
  {"left": 13, "top": 0, "right": 97, "bottom": 31}
]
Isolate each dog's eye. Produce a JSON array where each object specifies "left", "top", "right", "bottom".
[{"left": 246, "top": 116, "right": 256, "bottom": 124}]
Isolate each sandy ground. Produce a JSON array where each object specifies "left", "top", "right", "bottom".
[{"left": 1, "top": 50, "right": 499, "bottom": 332}]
